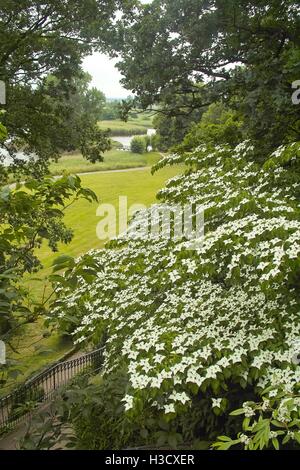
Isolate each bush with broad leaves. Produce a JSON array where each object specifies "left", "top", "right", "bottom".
[{"left": 51, "top": 140, "right": 300, "bottom": 448}]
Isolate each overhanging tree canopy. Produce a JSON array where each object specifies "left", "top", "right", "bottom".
[
  {"left": 111, "top": 0, "right": 300, "bottom": 156},
  {"left": 0, "top": 0, "right": 137, "bottom": 170}
]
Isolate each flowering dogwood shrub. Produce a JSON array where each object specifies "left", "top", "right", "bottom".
[
  {"left": 213, "top": 385, "right": 300, "bottom": 450},
  {"left": 52, "top": 140, "right": 300, "bottom": 447}
]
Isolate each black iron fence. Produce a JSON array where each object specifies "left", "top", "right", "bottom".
[{"left": 0, "top": 347, "right": 104, "bottom": 431}]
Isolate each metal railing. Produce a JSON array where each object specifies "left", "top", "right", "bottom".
[{"left": 0, "top": 347, "right": 104, "bottom": 431}]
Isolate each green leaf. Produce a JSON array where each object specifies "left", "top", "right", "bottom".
[
  {"left": 230, "top": 408, "right": 245, "bottom": 416},
  {"left": 272, "top": 438, "right": 279, "bottom": 450}
]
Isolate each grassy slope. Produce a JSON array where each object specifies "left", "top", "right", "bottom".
[
  {"left": 4, "top": 162, "right": 181, "bottom": 391},
  {"left": 36, "top": 162, "right": 180, "bottom": 278}
]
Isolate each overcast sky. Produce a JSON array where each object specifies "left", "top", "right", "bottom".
[
  {"left": 82, "top": 1, "right": 151, "bottom": 99},
  {"left": 82, "top": 53, "right": 130, "bottom": 99}
]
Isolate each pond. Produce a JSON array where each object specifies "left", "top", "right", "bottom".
[
  {"left": 112, "top": 135, "right": 143, "bottom": 148},
  {"left": 113, "top": 128, "right": 156, "bottom": 149},
  {"left": 0, "top": 128, "right": 157, "bottom": 164}
]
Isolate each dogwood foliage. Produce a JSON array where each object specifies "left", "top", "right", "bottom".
[{"left": 52, "top": 140, "right": 300, "bottom": 439}]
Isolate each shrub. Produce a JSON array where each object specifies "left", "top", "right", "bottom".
[
  {"left": 181, "top": 102, "right": 244, "bottom": 151},
  {"left": 9, "top": 387, "right": 45, "bottom": 423},
  {"left": 52, "top": 140, "right": 300, "bottom": 448},
  {"left": 130, "top": 136, "right": 146, "bottom": 154},
  {"left": 0, "top": 175, "right": 98, "bottom": 348},
  {"left": 213, "top": 384, "right": 300, "bottom": 450}
]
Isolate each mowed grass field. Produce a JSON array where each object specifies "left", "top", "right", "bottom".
[
  {"left": 36, "top": 160, "right": 180, "bottom": 278},
  {"left": 4, "top": 160, "right": 182, "bottom": 391},
  {"left": 49, "top": 149, "right": 160, "bottom": 176},
  {"left": 98, "top": 116, "right": 152, "bottom": 135}
]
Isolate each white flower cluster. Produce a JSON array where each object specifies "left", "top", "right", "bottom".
[
  {"left": 240, "top": 433, "right": 251, "bottom": 445},
  {"left": 53, "top": 141, "right": 300, "bottom": 420},
  {"left": 243, "top": 403, "right": 255, "bottom": 418}
]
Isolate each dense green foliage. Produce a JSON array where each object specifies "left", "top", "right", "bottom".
[
  {"left": 130, "top": 136, "right": 146, "bottom": 154},
  {"left": 112, "top": 0, "right": 300, "bottom": 157},
  {"left": 180, "top": 103, "right": 244, "bottom": 151},
  {"left": 2, "top": 0, "right": 300, "bottom": 453},
  {"left": 0, "top": 176, "right": 97, "bottom": 341},
  {"left": 47, "top": 137, "right": 300, "bottom": 449},
  {"left": 0, "top": 0, "right": 135, "bottom": 171},
  {"left": 152, "top": 91, "right": 205, "bottom": 151},
  {"left": 38, "top": 73, "right": 111, "bottom": 164},
  {"left": 0, "top": 1, "right": 135, "bottom": 349},
  {"left": 101, "top": 100, "right": 122, "bottom": 121},
  {"left": 213, "top": 385, "right": 300, "bottom": 450}
]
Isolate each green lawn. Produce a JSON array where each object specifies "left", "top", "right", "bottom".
[
  {"left": 4, "top": 162, "right": 181, "bottom": 390},
  {"left": 98, "top": 117, "right": 152, "bottom": 136},
  {"left": 36, "top": 162, "right": 180, "bottom": 278},
  {"left": 49, "top": 150, "right": 160, "bottom": 176}
]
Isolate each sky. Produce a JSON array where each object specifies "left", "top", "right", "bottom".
[
  {"left": 82, "top": 1, "right": 152, "bottom": 99},
  {"left": 82, "top": 53, "right": 131, "bottom": 99}
]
